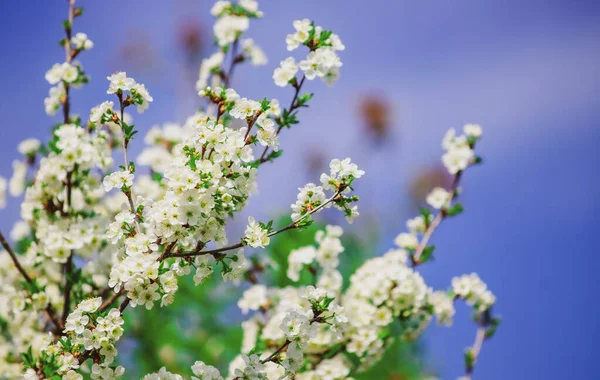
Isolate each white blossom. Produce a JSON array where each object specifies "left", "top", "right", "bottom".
[
  {"left": 426, "top": 187, "right": 451, "bottom": 210},
  {"left": 243, "top": 216, "right": 270, "bottom": 248},
  {"left": 273, "top": 57, "right": 298, "bottom": 87}
]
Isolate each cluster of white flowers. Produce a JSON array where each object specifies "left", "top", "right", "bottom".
[
  {"left": 196, "top": 52, "right": 225, "bottom": 91},
  {"left": 230, "top": 222, "right": 497, "bottom": 378},
  {"left": 102, "top": 170, "right": 134, "bottom": 193},
  {"left": 452, "top": 273, "right": 496, "bottom": 312},
  {"left": 138, "top": 121, "right": 196, "bottom": 173},
  {"left": 192, "top": 360, "right": 223, "bottom": 380},
  {"left": 43, "top": 31, "right": 93, "bottom": 116},
  {"left": 292, "top": 158, "right": 363, "bottom": 224},
  {"left": 243, "top": 216, "right": 270, "bottom": 248},
  {"left": 44, "top": 82, "right": 66, "bottom": 116},
  {"left": 0, "top": 13, "right": 113, "bottom": 374},
  {"left": 46, "top": 62, "right": 81, "bottom": 85},
  {"left": 18, "top": 138, "right": 41, "bottom": 157},
  {"left": 71, "top": 32, "right": 94, "bottom": 50},
  {"left": 226, "top": 227, "right": 350, "bottom": 378},
  {"left": 106, "top": 72, "right": 153, "bottom": 113},
  {"left": 210, "top": 0, "right": 262, "bottom": 47},
  {"left": 19, "top": 123, "right": 114, "bottom": 265},
  {"left": 287, "top": 225, "right": 344, "bottom": 283},
  {"left": 197, "top": 2, "right": 266, "bottom": 90},
  {"left": 232, "top": 280, "right": 349, "bottom": 379},
  {"left": 142, "top": 367, "right": 182, "bottom": 380},
  {"left": 442, "top": 124, "right": 482, "bottom": 174},
  {"left": 241, "top": 38, "right": 267, "bottom": 66},
  {"left": 273, "top": 57, "right": 299, "bottom": 88},
  {"left": 343, "top": 247, "right": 431, "bottom": 354},
  {"left": 273, "top": 19, "right": 345, "bottom": 87},
  {"left": 37, "top": 297, "right": 126, "bottom": 376}
]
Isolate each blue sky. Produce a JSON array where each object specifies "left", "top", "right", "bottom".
[{"left": 1, "top": 1, "right": 599, "bottom": 378}]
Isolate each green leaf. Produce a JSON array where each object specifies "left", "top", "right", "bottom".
[
  {"left": 260, "top": 98, "right": 271, "bottom": 112},
  {"left": 296, "top": 92, "right": 313, "bottom": 107},
  {"left": 151, "top": 172, "right": 163, "bottom": 182},
  {"left": 420, "top": 245, "right": 436, "bottom": 263},
  {"left": 464, "top": 349, "right": 475, "bottom": 371},
  {"left": 21, "top": 346, "right": 35, "bottom": 368},
  {"left": 419, "top": 207, "right": 432, "bottom": 221},
  {"left": 485, "top": 316, "right": 501, "bottom": 339},
  {"left": 446, "top": 203, "right": 464, "bottom": 217}
]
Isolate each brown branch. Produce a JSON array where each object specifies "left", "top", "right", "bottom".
[
  {"left": 98, "top": 289, "right": 125, "bottom": 313},
  {"left": 411, "top": 170, "right": 463, "bottom": 266},
  {"left": 61, "top": 255, "right": 74, "bottom": 324},
  {"left": 223, "top": 38, "right": 241, "bottom": 88},
  {"left": 464, "top": 326, "right": 487, "bottom": 379},
  {"left": 61, "top": 0, "right": 76, "bottom": 125},
  {"left": 0, "top": 231, "right": 64, "bottom": 331},
  {"left": 60, "top": 0, "right": 77, "bottom": 325},
  {"left": 0, "top": 231, "right": 33, "bottom": 284},
  {"left": 258, "top": 75, "right": 306, "bottom": 163},
  {"left": 261, "top": 340, "right": 290, "bottom": 364},
  {"left": 169, "top": 191, "right": 340, "bottom": 259}
]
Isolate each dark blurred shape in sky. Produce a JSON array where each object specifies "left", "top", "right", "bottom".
[
  {"left": 0, "top": 1, "right": 599, "bottom": 379},
  {"left": 177, "top": 20, "right": 205, "bottom": 64},
  {"left": 359, "top": 93, "right": 393, "bottom": 144}
]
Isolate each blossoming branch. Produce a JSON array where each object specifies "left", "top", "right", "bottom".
[{"left": 0, "top": 1, "right": 499, "bottom": 379}]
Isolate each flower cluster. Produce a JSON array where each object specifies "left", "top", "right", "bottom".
[
  {"left": 37, "top": 297, "right": 126, "bottom": 377},
  {"left": 273, "top": 19, "right": 345, "bottom": 87},
  {"left": 212, "top": 0, "right": 261, "bottom": 47},
  {"left": 287, "top": 225, "right": 344, "bottom": 283},
  {"left": 292, "top": 158, "right": 363, "bottom": 224},
  {"left": 230, "top": 222, "right": 496, "bottom": 378},
  {"left": 232, "top": 280, "right": 349, "bottom": 379},
  {"left": 138, "top": 121, "right": 196, "bottom": 173},
  {"left": 442, "top": 124, "right": 482, "bottom": 174},
  {"left": 20, "top": 123, "right": 113, "bottom": 264},
  {"left": 452, "top": 273, "right": 496, "bottom": 312},
  {"left": 46, "top": 62, "right": 82, "bottom": 85},
  {"left": 106, "top": 72, "right": 153, "bottom": 113},
  {"left": 243, "top": 216, "right": 270, "bottom": 248}
]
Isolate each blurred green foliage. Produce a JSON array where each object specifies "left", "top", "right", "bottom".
[{"left": 120, "top": 218, "right": 426, "bottom": 379}]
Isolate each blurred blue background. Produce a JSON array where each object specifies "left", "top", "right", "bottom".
[{"left": 1, "top": 0, "right": 599, "bottom": 378}]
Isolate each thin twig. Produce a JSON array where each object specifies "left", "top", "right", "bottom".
[
  {"left": 0, "top": 231, "right": 64, "bottom": 331},
  {"left": 98, "top": 289, "right": 125, "bottom": 313},
  {"left": 169, "top": 191, "right": 340, "bottom": 259},
  {"left": 116, "top": 92, "right": 140, "bottom": 231},
  {"left": 412, "top": 171, "right": 463, "bottom": 265},
  {"left": 223, "top": 39, "right": 240, "bottom": 88},
  {"left": 261, "top": 340, "right": 290, "bottom": 364},
  {"left": 0, "top": 231, "right": 33, "bottom": 283},
  {"left": 259, "top": 75, "right": 306, "bottom": 163},
  {"left": 62, "top": 0, "right": 76, "bottom": 125},
  {"left": 464, "top": 326, "right": 487, "bottom": 379},
  {"left": 60, "top": 0, "right": 77, "bottom": 325}
]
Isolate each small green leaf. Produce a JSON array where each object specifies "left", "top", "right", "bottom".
[
  {"left": 420, "top": 245, "right": 436, "bottom": 263},
  {"left": 464, "top": 349, "right": 475, "bottom": 371},
  {"left": 485, "top": 316, "right": 501, "bottom": 339},
  {"left": 446, "top": 203, "right": 464, "bottom": 217}
]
